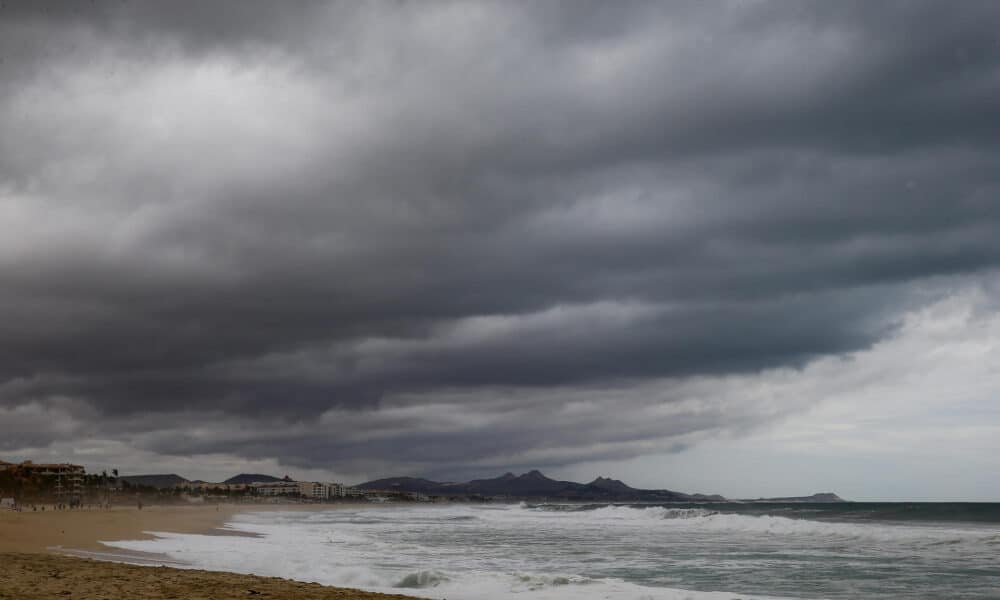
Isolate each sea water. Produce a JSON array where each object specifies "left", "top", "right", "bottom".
[{"left": 102, "top": 502, "right": 1000, "bottom": 599}]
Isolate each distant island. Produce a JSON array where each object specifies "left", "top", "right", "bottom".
[{"left": 740, "top": 493, "right": 846, "bottom": 503}]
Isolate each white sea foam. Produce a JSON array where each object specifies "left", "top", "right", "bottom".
[
  {"left": 100, "top": 504, "right": 1000, "bottom": 600},
  {"left": 519, "top": 503, "right": 999, "bottom": 546},
  {"left": 104, "top": 529, "right": 786, "bottom": 600}
]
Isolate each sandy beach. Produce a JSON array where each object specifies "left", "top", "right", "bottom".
[
  {"left": 0, "top": 552, "right": 422, "bottom": 599},
  {"left": 0, "top": 504, "right": 250, "bottom": 554},
  {"left": 0, "top": 505, "right": 424, "bottom": 599}
]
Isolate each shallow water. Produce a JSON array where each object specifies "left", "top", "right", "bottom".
[{"left": 103, "top": 502, "right": 1000, "bottom": 599}]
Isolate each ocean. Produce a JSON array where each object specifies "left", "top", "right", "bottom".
[{"left": 103, "top": 502, "right": 1000, "bottom": 599}]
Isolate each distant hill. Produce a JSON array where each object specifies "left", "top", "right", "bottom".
[
  {"left": 742, "top": 493, "right": 847, "bottom": 503},
  {"left": 119, "top": 473, "right": 294, "bottom": 488},
  {"left": 358, "top": 470, "right": 723, "bottom": 502},
  {"left": 587, "top": 476, "right": 634, "bottom": 494},
  {"left": 687, "top": 493, "right": 729, "bottom": 502},
  {"left": 464, "top": 470, "right": 572, "bottom": 496},
  {"left": 356, "top": 477, "right": 446, "bottom": 493},
  {"left": 222, "top": 473, "right": 287, "bottom": 485},
  {"left": 119, "top": 474, "right": 189, "bottom": 489}
]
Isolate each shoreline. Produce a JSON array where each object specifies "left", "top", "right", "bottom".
[
  {"left": 0, "top": 501, "right": 373, "bottom": 554},
  {"left": 0, "top": 503, "right": 252, "bottom": 554},
  {"left": 0, "top": 502, "right": 425, "bottom": 599}
]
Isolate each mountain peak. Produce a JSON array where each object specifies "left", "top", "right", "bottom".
[
  {"left": 587, "top": 476, "right": 633, "bottom": 491},
  {"left": 356, "top": 470, "right": 727, "bottom": 502}
]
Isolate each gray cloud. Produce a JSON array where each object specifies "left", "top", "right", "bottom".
[{"left": 1, "top": 1, "right": 999, "bottom": 479}]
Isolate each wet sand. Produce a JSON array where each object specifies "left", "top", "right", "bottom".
[{"left": 0, "top": 504, "right": 424, "bottom": 599}]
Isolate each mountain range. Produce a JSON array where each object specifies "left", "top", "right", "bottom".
[
  {"left": 118, "top": 468, "right": 845, "bottom": 502},
  {"left": 119, "top": 472, "right": 289, "bottom": 489},
  {"left": 356, "top": 470, "right": 729, "bottom": 502}
]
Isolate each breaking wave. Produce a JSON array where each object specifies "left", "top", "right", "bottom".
[
  {"left": 98, "top": 503, "right": 1000, "bottom": 600},
  {"left": 522, "top": 503, "right": 998, "bottom": 547},
  {"left": 395, "top": 569, "right": 450, "bottom": 588}
]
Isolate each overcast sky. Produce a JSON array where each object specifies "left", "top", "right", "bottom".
[{"left": 2, "top": 1, "right": 999, "bottom": 500}]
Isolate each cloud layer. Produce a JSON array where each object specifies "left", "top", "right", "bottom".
[{"left": 2, "top": 1, "right": 999, "bottom": 485}]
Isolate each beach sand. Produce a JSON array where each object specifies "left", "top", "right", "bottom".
[
  {"left": 0, "top": 504, "right": 249, "bottom": 554},
  {"left": 0, "top": 505, "right": 424, "bottom": 599},
  {"left": 0, "top": 552, "right": 422, "bottom": 599}
]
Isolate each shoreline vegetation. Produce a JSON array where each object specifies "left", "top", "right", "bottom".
[{"left": 0, "top": 503, "right": 423, "bottom": 600}]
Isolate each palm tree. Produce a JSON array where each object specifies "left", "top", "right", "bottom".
[{"left": 101, "top": 470, "right": 110, "bottom": 507}]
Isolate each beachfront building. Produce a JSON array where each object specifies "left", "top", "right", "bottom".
[
  {"left": 298, "top": 481, "right": 330, "bottom": 499},
  {"left": 344, "top": 486, "right": 367, "bottom": 499},
  {"left": 250, "top": 481, "right": 300, "bottom": 496},
  {"left": 14, "top": 461, "right": 86, "bottom": 497},
  {"left": 181, "top": 482, "right": 251, "bottom": 493}
]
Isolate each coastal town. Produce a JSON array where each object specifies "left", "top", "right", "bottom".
[{"left": 0, "top": 458, "right": 429, "bottom": 509}]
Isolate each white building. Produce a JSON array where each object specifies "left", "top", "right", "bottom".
[
  {"left": 251, "top": 481, "right": 300, "bottom": 496},
  {"left": 298, "top": 481, "right": 330, "bottom": 499}
]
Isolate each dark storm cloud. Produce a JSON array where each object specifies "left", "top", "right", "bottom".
[{"left": 1, "top": 0, "right": 999, "bottom": 477}]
